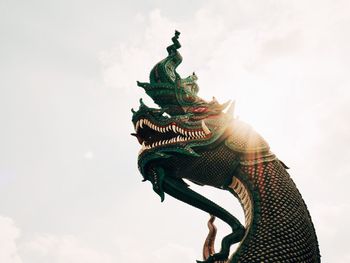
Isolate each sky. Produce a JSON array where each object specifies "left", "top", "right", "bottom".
[{"left": 1, "top": 0, "right": 350, "bottom": 262}]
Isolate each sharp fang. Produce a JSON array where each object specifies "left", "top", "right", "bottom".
[
  {"left": 172, "top": 124, "right": 176, "bottom": 132},
  {"left": 140, "top": 119, "right": 144, "bottom": 128},
  {"left": 135, "top": 121, "right": 140, "bottom": 132},
  {"left": 201, "top": 120, "right": 211, "bottom": 135}
]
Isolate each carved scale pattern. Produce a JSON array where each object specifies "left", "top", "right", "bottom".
[{"left": 231, "top": 161, "right": 320, "bottom": 263}]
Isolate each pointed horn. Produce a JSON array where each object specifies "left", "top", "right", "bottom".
[
  {"left": 225, "top": 100, "right": 235, "bottom": 116},
  {"left": 136, "top": 81, "right": 150, "bottom": 89},
  {"left": 220, "top": 100, "right": 231, "bottom": 111}
]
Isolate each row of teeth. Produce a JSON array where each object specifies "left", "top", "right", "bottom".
[
  {"left": 140, "top": 135, "right": 201, "bottom": 151},
  {"left": 137, "top": 119, "right": 212, "bottom": 154},
  {"left": 135, "top": 119, "right": 211, "bottom": 137}
]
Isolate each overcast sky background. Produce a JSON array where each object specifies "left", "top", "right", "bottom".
[{"left": 1, "top": 0, "right": 350, "bottom": 262}]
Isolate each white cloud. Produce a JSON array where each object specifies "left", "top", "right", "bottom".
[
  {"left": 311, "top": 203, "right": 350, "bottom": 263},
  {"left": 2, "top": 1, "right": 350, "bottom": 263},
  {"left": 0, "top": 215, "right": 112, "bottom": 263},
  {"left": 114, "top": 235, "right": 198, "bottom": 263},
  {"left": 0, "top": 216, "right": 22, "bottom": 263},
  {"left": 99, "top": 9, "right": 178, "bottom": 92},
  {"left": 83, "top": 151, "right": 94, "bottom": 160},
  {"left": 100, "top": 1, "right": 350, "bottom": 262},
  {"left": 153, "top": 243, "right": 197, "bottom": 262},
  {"left": 21, "top": 234, "right": 113, "bottom": 263}
]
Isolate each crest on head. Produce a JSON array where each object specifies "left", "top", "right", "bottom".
[
  {"left": 136, "top": 30, "right": 229, "bottom": 117},
  {"left": 132, "top": 31, "right": 235, "bottom": 173}
]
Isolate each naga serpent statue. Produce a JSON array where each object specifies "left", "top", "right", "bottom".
[{"left": 131, "top": 31, "right": 321, "bottom": 263}]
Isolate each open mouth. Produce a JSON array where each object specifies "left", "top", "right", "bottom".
[{"left": 133, "top": 118, "right": 211, "bottom": 154}]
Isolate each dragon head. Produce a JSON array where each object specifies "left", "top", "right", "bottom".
[{"left": 131, "top": 31, "right": 234, "bottom": 181}]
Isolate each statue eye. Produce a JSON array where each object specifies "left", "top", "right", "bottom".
[
  {"left": 191, "top": 107, "right": 208, "bottom": 113},
  {"left": 162, "top": 112, "right": 171, "bottom": 118}
]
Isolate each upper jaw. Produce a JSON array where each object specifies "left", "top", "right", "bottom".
[
  {"left": 134, "top": 117, "right": 210, "bottom": 136},
  {"left": 133, "top": 117, "right": 212, "bottom": 155}
]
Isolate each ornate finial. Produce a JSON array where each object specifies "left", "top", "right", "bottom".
[
  {"left": 136, "top": 31, "right": 206, "bottom": 114},
  {"left": 166, "top": 30, "right": 181, "bottom": 55}
]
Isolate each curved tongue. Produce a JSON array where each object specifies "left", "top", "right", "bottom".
[{"left": 203, "top": 215, "right": 217, "bottom": 260}]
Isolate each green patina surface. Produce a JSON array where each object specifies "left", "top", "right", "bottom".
[{"left": 131, "top": 31, "right": 321, "bottom": 263}]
